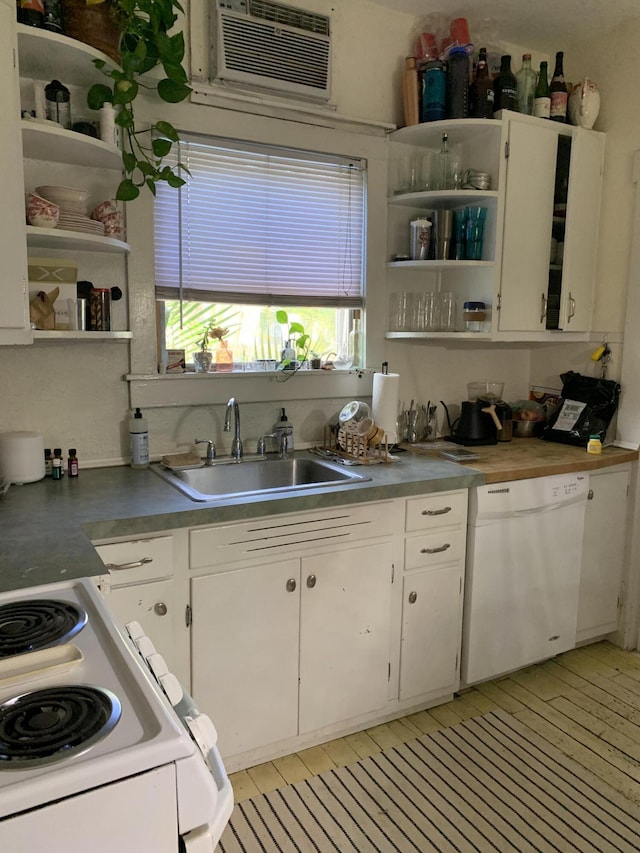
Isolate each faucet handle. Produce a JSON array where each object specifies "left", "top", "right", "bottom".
[
  {"left": 195, "top": 438, "right": 216, "bottom": 462},
  {"left": 257, "top": 433, "right": 275, "bottom": 455}
]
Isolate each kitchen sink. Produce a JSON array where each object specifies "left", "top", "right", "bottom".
[{"left": 152, "top": 455, "right": 371, "bottom": 502}]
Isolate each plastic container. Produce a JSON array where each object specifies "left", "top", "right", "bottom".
[
  {"left": 129, "top": 408, "right": 150, "bottom": 469},
  {"left": 422, "top": 60, "right": 446, "bottom": 122},
  {"left": 463, "top": 301, "right": 487, "bottom": 332},
  {"left": 587, "top": 435, "right": 603, "bottom": 454},
  {"left": 446, "top": 46, "right": 469, "bottom": 119}
]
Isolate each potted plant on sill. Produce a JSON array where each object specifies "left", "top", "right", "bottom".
[
  {"left": 193, "top": 323, "right": 230, "bottom": 373},
  {"left": 276, "top": 310, "right": 311, "bottom": 381},
  {"left": 63, "top": 0, "right": 192, "bottom": 201}
]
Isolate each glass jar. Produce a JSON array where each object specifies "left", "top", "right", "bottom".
[{"left": 463, "top": 301, "right": 487, "bottom": 332}]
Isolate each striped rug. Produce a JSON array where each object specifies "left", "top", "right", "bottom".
[{"left": 217, "top": 710, "right": 640, "bottom": 852}]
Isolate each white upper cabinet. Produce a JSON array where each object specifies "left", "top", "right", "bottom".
[
  {"left": 0, "top": 1, "right": 30, "bottom": 344},
  {"left": 386, "top": 111, "right": 605, "bottom": 342}
]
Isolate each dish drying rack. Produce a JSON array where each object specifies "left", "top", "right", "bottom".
[{"left": 322, "top": 425, "right": 391, "bottom": 464}]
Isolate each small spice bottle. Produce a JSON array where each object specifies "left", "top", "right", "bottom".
[
  {"left": 52, "top": 448, "right": 63, "bottom": 480},
  {"left": 587, "top": 435, "right": 603, "bottom": 455},
  {"left": 67, "top": 449, "right": 79, "bottom": 477},
  {"left": 44, "top": 448, "right": 52, "bottom": 477}
]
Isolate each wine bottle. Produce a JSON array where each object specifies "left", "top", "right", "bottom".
[
  {"left": 515, "top": 53, "right": 536, "bottom": 115},
  {"left": 469, "top": 47, "right": 494, "bottom": 119},
  {"left": 533, "top": 61, "right": 551, "bottom": 118},
  {"left": 493, "top": 55, "right": 519, "bottom": 113},
  {"left": 550, "top": 51, "right": 568, "bottom": 122}
]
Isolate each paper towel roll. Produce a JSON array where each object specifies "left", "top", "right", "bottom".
[{"left": 371, "top": 372, "right": 400, "bottom": 444}]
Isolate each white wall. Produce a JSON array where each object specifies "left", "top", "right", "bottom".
[{"left": 0, "top": 1, "right": 632, "bottom": 466}]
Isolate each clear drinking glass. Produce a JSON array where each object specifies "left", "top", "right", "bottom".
[
  {"left": 439, "top": 291, "right": 457, "bottom": 332},
  {"left": 424, "top": 292, "right": 440, "bottom": 331}
]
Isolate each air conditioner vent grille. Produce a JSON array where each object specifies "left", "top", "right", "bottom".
[
  {"left": 222, "top": 19, "right": 330, "bottom": 89},
  {"left": 248, "top": 0, "right": 330, "bottom": 35}
]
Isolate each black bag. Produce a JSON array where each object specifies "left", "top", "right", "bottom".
[{"left": 542, "top": 371, "right": 620, "bottom": 447}]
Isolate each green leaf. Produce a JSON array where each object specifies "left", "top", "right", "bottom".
[
  {"left": 162, "top": 61, "right": 188, "bottom": 85},
  {"left": 92, "top": 59, "right": 107, "bottom": 71},
  {"left": 115, "top": 107, "right": 134, "bottom": 128},
  {"left": 86, "top": 84, "right": 112, "bottom": 111},
  {"left": 296, "top": 334, "right": 310, "bottom": 350},
  {"left": 289, "top": 322, "right": 305, "bottom": 335},
  {"left": 122, "top": 151, "right": 137, "bottom": 173},
  {"left": 116, "top": 179, "right": 140, "bottom": 202},
  {"left": 166, "top": 172, "right": 186, "bottom": 188},
  {"left": 138, "top": 161, "right": 156, "bottom": 177},
  {"left": 157, "top": 78, "right": 191, "bottom": 104},
  {"left": 145, "top": 178, "right": 157, "bottom": 196},
  {"left": 113, "top": 78, "right": 138, "bottom": 105},
  {"left": 152, "top": 138, "right": 172, "bottom": 158},
  {"left": 154, "top": 120, "right": 180, "bottom": 142},
  {"left": 276, "top": 310, "right": 289, "bottom": 324}
]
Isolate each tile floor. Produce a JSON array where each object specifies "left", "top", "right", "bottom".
[{"left": 229, "top": 641, "right": 640, "bottom": 806}]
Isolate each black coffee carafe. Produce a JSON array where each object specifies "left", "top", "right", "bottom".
[{"left": 448, "top": 400, "right": 499, "bottom": 446}]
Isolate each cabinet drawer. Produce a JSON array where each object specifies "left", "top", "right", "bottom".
[
  {"left": 405, "top": 529, "right": 466, "bottom": 571},
  {"left": 94, "top": 536, "right": 173, "bottom": 586},
  {"left": 405, "top": 491, "right": 467, "bottom": 532},
  {"left": 190, "top": 501, "right": 395, "bottom": 569}
]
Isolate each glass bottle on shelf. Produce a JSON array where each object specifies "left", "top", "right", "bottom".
[
  {"left": 469, "top": 47, "right": 494, "bottom": 119},
  {"left": 430, "top": 132, "right": 461, "bottom": 191},
  {"left": 515, "top": 53, "right": 536, "bottom": 115},
  {"left": 533, "top": 61, "right": 551, "bottom": 118},
  {"left": 493, "top": 55, "right": 519, "bottom": 113},
  {"left": 347, "top": 310, "right": 363, "bottom": 368},
  {"left": 550, "top": 51, "right": 568, "bottom": 122}
]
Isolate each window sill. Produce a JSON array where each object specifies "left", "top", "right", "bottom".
[{"left": 126, "top": 369, "right": 373, "bottom": 408}]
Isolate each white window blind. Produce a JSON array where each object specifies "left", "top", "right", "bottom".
[{"left": 154, "top": 134, "right": 366, "bottom": 307}]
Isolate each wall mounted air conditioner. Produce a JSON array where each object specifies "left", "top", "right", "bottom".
[{"left": 213, "top": 0, "right": 331, "bottom": 102}]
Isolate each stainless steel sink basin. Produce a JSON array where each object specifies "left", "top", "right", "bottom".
[{"left": 153, "top": 456, "right": 371, "bottom": 502}]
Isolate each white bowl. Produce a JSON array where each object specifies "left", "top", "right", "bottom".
[{"left": 36, "top": 185, "right": 90, "bottom": 205}]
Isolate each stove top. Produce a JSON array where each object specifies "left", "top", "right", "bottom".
[
  {"left": 0, "top": 578, "right": 193, "bottom": 818},
  {"left": 0, "top": 685, "right": 121, "bottom": 767},
  {"left": 0, "top": 599, "right": 87, "bottom": 658}
]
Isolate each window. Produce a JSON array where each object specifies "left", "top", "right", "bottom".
[{"left": 154, "top": 134, "right": 366, "bottom": 369}]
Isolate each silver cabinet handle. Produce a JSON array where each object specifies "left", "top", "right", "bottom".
[
  {"left": 540, "top": 293, "right": 548, "bottom": 324},
  {"left": 306, "top": 574, "right": 317, "bottom": 589},
  {"left": 587, "top": 489, "right": 594, "bottom": 501},
  {"left": 567, "top": 292, "right": 576, "bottom": 323},
  {"left": 154, "top": 602, "right": 168, "bottom": 616},
  {"left": 408, "top": 591, "right": 417, "bottom": 604},
  {"left": 421, "top": 543, "right": 451, "bottom": 554},
  {"left": 106, "top": 557, "right": 153, "bottom": 571},
  {"left": 286, "top": 578, "right": 297, "bottom": 592},
  {"left": 421, "top": 507, "right": 451, "bottom": 516}
]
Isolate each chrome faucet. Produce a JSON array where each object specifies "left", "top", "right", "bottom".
[
  {"left": 195, "top": 438, "right": 216, "bottom": 464},
  {"left": 257, "top": 427, "right": 292, "bottom": 459},
  {"left": 224, "top": 397, "right": 243, "bottom": 459}
]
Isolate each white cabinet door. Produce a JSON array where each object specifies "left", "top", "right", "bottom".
[
  {"left": 191, "top": 560, "right": 300, "bottom": 759},
  {"left": 0, "top": 1, "right": 30, "bottom": 344},
  {"left": 560, "top": 129, "right": 605, "bottom": 331},
  {"left": 299, "top": 542, "right": 393, "bottom": 734},
  {"left": 399, "top": 565, "right": 463, "bottom": 701},
  {"left": 102, "top": 579, "right": 186, "bottom": 683},
  {"left": 577, "top": 468, "right": 629, "bottom": 642},
  {"left": 499, "top": 118, "right": 557, "bottom": 332}
]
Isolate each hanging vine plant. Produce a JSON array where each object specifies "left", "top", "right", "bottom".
[{"left": 85, "top": 0, "right": 192, "bottom": 201}]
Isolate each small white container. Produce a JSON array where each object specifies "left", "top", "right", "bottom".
[{"left": 0, "top": 431, "right": 45, "bottom": 484}]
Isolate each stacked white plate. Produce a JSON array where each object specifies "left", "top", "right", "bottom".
[{"left": 36, "top": 185, "right": 104, "bottom": 235}]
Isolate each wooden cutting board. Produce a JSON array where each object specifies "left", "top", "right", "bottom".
[{"left": 402, "top": 438, "right": 638, "bottom": 484}]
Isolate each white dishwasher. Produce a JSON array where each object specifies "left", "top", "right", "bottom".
[{"left": 461, "top": 471, "right": 589, "bottom": 687}]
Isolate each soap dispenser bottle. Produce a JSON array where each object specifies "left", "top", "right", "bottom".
[
  {"left": 274, "top": 407, "right": 294, "bottom": 452},
  {"left": 129, "top": 407, "right": 150, "bottom": 469}
]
